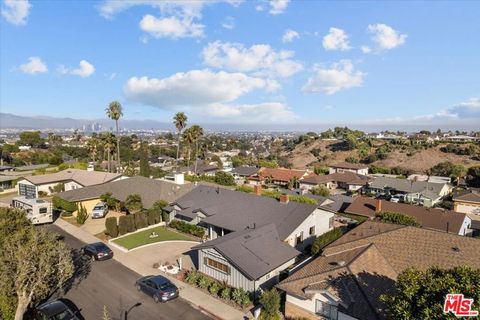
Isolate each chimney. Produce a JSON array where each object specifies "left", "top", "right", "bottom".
[
  {"left": 376, "top": 199, "right": 382, "bottom": 213},
  {"left": 254, "top": 184, "right": 262, "bottom": 196},
  {"left": 280, "top": 194, "right": 289, "bottom": 204}
]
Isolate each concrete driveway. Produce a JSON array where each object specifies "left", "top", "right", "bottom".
[{"left": 80, "top": 210, "right": 124, "bottom": 235}]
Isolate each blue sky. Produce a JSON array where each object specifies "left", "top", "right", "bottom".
[{"left": 1, "top": 0, "right": 479, "bottom": 129}]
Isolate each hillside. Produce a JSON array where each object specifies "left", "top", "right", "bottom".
[{"left": 285, "top": 139, "right": 480, "bottom": 173}]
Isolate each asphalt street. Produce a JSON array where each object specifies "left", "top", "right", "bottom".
[{"left": 46, "top": 225, "right": 211, "bottom": 320}]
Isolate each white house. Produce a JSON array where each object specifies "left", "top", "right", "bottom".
[{"left": 328, "top": 163, "right": 368, "bottom": 176}]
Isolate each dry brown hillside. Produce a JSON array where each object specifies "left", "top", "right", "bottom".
[{"left": 286, "top": 140, "right": 479, "bottom": 173}]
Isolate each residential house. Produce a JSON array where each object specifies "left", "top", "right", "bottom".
[
  {"left": 278, "top": 221, "right": 480, "bottom": 320},
  {"left": 57, "top": 175, "right": 194, "bottom": 213},
  {"left": 345, "top": 197, "right": 472, "bottom": 236},
  {"left": 445, "top": 135, "right": 479, "bottom": 142},
  {"left": 247, "top": 167, "right": 316, "bottom": 187},
  {"left": 300, "top": 172, "right": 370, "bottom": 192},
  {"left": 0, "top": 175, "right": 18, "bottom": 190},
  {"left": 453, "top": 189, "right": 480, "bottom": 216},
  {"left": 16, "top": 169, "right": 123, "bottom": 198},
  {"left": 367, "top": 176, "right": 452, "bottom": 207},
  {"left": 230, "top": 166, "right": 258, "bottom": 181},
  {"left": 328, "top": 163, "right": 368, "bottom": 176},
  {"left": 176, "top": 160, "right": 220, "bottom": 176},
  {"left": 166, "top": 185, "right": 335, "bottom": 293}
]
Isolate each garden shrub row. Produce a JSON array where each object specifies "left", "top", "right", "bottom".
[
  {"left": 184, "top": 270, "right": 251, "bottom": 308},
  {"left": 169, "top": 220, "right": 205, "bottom": 238},
  {"left": 104, "top": 210, "right": 162, "bottom": 238},
  {"left": 52, "top": 196, "right": 77, "bottom": 213}
]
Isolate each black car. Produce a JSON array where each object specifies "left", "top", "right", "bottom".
[
  {"left": 81, "top": 242, "right": 113, "bottom": 261},
  {"left": 35, "top": 300, "right": 81, "bottom": 320},
  {"left": 135, "top": 275, "right": 179, "bottom": 303}
]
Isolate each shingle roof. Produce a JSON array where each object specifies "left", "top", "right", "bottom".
[
  {"left": 453, "top": 190, "right": 480, "bottom": 204},
  {"left": 177, "top": 160, "right": 219, "bottom": 174},
  {"left": 330, "top": 162, "right": 368, "bottom": 170},
  {"left": 173, "top": 185, "right": 318, "bottom": 238},
  {"left": 231, "top": 166, "right": 258, "bottom": 177},
  {"left": 278, "top": 221, "right": 480, "bottom": 320},
  {"left": 302, "top": 172, "right": 370, "bottom": 186},
  {"left": 249, "top": 167, "right": 315, "bottom": 183},
  {"left": 23, "top": 169, "right": 121, "bottom": 187},
  {"left": 345, "top": 197, "right": 467, "bottom": 234},
  {"left": 193, "top": 223, "right": 300, "bottom": 280},
  {"left": 57, "top": 176, "right": 194, "bottom": 208},
  {"left": 368, "top": 176, "right": 447, "bottom": 198}
]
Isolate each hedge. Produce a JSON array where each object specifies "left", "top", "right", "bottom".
[
  {"left": 52, "top": 196, "right": 77, "bottom": 213},
  {"left": 147, "top": 210, "right": 156, "bottom": 226},
  {"left": 376, "top": 211, "right": 419, "bottom": 227},
  {"left": 126, "top": 215, "right": 136, "bottom": 232},
  {"left": 169, "top": 220, "right": 205, "bottom": 238},
  {"left": 134, "top": 212, "right": 148, "bottom": 229},
  {"left": 105, "top": 217, "right": 118, "bottom": 238},
  {"left": 311, "top": 228, "right": 344, "bottom": 255},
  {"left": 118, "top": 216, "right": 128, "bottom": 235}
]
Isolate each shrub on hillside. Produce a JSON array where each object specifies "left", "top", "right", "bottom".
[
  {"left": 311, "top": 228, "right": 344, "bottom": 255},
  {"left": 105, "top": 216, "right": 118, "bottom": 238},
  {"left": 118, "top": 216, "right": 128, "bottom": 235}
]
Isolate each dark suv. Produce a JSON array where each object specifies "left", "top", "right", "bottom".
[
  {"left": 81, "top": 242, "right": 113, "bottom": 261},
  {"left": 35, "top": 300, "right": 81, "bottom": 320},
  {"left": 135, "top": 275, "right": 179, "bottom": 303}
]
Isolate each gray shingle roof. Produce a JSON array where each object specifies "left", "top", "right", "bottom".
[
  {"left": 57, "top": 176, "right": 194, "bottom": 208},
  {"left": 231, "top": 166, "right": 258, "bottom": 177},
  {"left": 193, "top": 223, "right": 300, "bottom": 280},
  {"left": 368, "top": 176, "right": 447, "bottom": 198},
  {"left": 174, "top": 185, "right": 318, "bottom": 238}
]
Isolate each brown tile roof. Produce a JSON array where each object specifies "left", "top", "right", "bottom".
[
  {"left": 330, "top": 162, "right": 368, "bottom": 170},
  {"left": 345, "top": 197, "right": 468, "bottom": 234},
  {"left": 248, "top": 167, "right": 315, "bottom": 183},
  {"left": 278, "top": 221, "right": 480, "bottom": 320},
  {"left": 302, "top": 171, "right": 370, "bottom": 186}
]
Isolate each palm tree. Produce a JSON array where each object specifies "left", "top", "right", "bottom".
[
  {"left": 182, "top": 127, "right": 195, "bottom": 171},
  {"left": 86, "top": 135, "right": 99, "bottom": 162},
  {"left": 190, "top": 125, "right": 204, "bottom": 174},
  {"left": 101, "top": 132, "right": 116, "bottom": 173},
  {"left": 106, "top": 101, "right": 123, "bottom": 172},
  {"left": 173, "top": 112, "right": 187, "bottom": 164}
]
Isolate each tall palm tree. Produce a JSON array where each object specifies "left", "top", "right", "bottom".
[
  {"left": 173, "top": 112, "right": 187, "bottom": 165},
  {"left": 190, "top": 125, "right": 204, "bottom": 175},
  {"left": 182, "top": 127, "right": 195, "bottom": 171},
  {"left": 101, "top": 132, "right": 116, "bottom": 173},
  {"left": 106, "top": 101, "right": 123, "bottom": 172},
  {"left": 86, "top": 135, "right": 99, "bottom": 162}
]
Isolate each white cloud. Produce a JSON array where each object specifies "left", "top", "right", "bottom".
[
  {"left": 361, "top": 46, "right": 371, "bottom": 54},
  {"left": 302, "top": 60, "right": 365, "bottom": 95},
  {"left": 202, "top": 41, "right": 303, "bottom": 78},
  {"left": 207, "top": 102, "right": 295, "bottom": 121},
  {"left": 268, "top": 0, "right": 290, "bottom": 15},
  {"left": 19, "top": 57, "right": 47, "bottom": 74},
  {"left": 1, "top": 0, "right": 31, "bottom": 25},
  {"left": 221, "top": 16, "right": 235, "bottom": 29},
  {"left": 322, "top": 27, "right": 351, "bottom": 51},
  {"left": 140, "top": 14, "right": 204, "bottom": 39},
  {"left": 59, "top": 60, "right": 95, "bottom": 78},
  {"left": 282, "top": 29, "right": 299, "bottom": 43},
  {"left": 419, "top": 97, "right": 480, "bottom": 120},
  {"left": 124, "top": 69, "right": 278, "bottom": 107},
  {"left": 367, "top": 23, "right": 407, "bottom": 50}
]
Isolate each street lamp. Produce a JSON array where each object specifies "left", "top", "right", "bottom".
[{"left": 124, "top": 302, "right": 142, "bottom": 320}]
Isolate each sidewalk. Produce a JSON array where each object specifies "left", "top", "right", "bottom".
[{"left": 54, "top": 218, "right": 248, "bottom": 320}]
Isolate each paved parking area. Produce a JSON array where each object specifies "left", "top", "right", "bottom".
[{"left": 80, "top": 210, "right": 124, "bottom": 235}]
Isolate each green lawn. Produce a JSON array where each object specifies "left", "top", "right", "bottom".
[{"left": 113, "top": 226, "right": 193, "bottom": 250}]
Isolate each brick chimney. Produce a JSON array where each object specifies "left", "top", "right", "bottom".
[
  {"left": 254, "top": 184, "right": 262, "bottom": 196},
  {"left": 376, "top": 199, "right": 382, "bottom": 213},
  {"left": 280, "top": 194, "right": 289, "bottom": 204}
]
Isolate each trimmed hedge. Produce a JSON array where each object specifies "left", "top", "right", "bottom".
[
  {"left": 311, "top": 228, "right": 344, "bottom": 255},
  {"left": 105, "top": 217, "right": 118, "bottom": 238},
  {"left": 118, "top": 216, "right": 128, "bottom": 235},
  {"left": 52, "top": 196, "right": 77, "bottom": 213},
  {"left": 147, "top": 210, "right": 156, "bottom": 226},
  {"left": 134, "top": 212, "right": 148, "bottom": 229},
  {"left": 376, "top": 211, "right": 419, "bottom": 227},
  {"left": 169, "top": 220, "right": 205, "bottom": 238},
  {"left": 126, "top": 215, "right": 136, "bottom": 232}
]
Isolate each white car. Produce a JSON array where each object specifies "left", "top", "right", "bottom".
[
  {"left": 390, "top": 195, "right": 405, "bottom": 203},
  {"left": 91, "top": 202, "right": 109, "bottom": 219}
]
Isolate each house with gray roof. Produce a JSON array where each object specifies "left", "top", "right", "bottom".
[
  {"left": 367, "top": 176, "right": 452, "bottom": 207},
  {"left": 167, "top": 185, "right": 335, "bottom": 294}
]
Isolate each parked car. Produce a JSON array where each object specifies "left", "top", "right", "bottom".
[
  {"left": 91, "top": 202, "right": 108, "bottom": 219},
  {"left": 390, "top": 194, "right": 405, "bottom": 203},
  {"left": 34, "top": 299, "right": 81, "bottom": 320},
  {"left": 376, "top": 193, "right": 392, "bottom": 201},
  {"left": 135, "top": 275, "right": 179, "bottom": 303},
  {"left": 81, "top": 242, "right": 113, "bottom": 261}
]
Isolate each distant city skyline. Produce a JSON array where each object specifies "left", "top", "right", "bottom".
[{"left": 1, "top": 0, "right": 479, "bottom": 129}]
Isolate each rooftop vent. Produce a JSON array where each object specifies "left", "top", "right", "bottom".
[
  {"left": 452, "top": 246, "right": 460, "bottom": 252},
  {"left": 336, "top": 260, "right": 346, "bottom": 266}
]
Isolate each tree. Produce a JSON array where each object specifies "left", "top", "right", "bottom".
[
  {"left": 86, "top": 135, "right": 100, "bottom": 162},
  {"left": 381, "top": 266, "right": 480, "bottom": 320},
  {"left": 18, "top": 131, "right": 44, "bottom": 148},
  {"left": 466, "top": 165, "right": 480, "bottom": 187},
  {"left": 106, "top": 101, "right": 123, "bottom": 172},
  {"left": 105, "top": 217, "right": 118, "bottom": 238},
  {"left": 214, "top": 171, "right": 235, "bottom": 186},
  {"left": 182, "top": 127, "right": 195, "bottom": 170},
  {"left": 76, "top": 203, "right": 88, "bottom": 224},
  {"left": 173, "top": 112, "right": 188, "bottom": 164},
  {"left": 139, "top": 141, "right": 150, "bottom": 177},
  {"left": 100, "top": 132, "right": 116, "bottom": 173},
  {"left": 376, "top": 211, "right": 419, "bottom": 227},
  {"left": 190, "top": 125, "right": 204, "bottom": 174},
  {"left": 427, "top": 161, "right": 465, "bottom": 180},
  {"left": 311, "top": 185, "right": 330, "bottom": 197},
  {"left": 259, "top": 288, "right": 281, "bottom": 320},
  {"left": 125, "top": 194, "right": 143, "bottom": 213},
  {"left": 0, "top": 208, "right": 74, "bottom": 320}
]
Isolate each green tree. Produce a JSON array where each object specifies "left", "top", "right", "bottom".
[
  {"left": 76, "top": 203, "right": 88, "bottom": 224},
  {"left": 0, "top": 207, "right": 74, "bottom": 320},
  {"left": 214, "top": 171, "right": 235, "bottom": 186},
  {"left": 106, "top": 101, "right": 123, "bottom": 172},
  {"left": 18, "top": 131, "right": 44, "bottom": 147},
  {"left": 125, "top": 194, "right": 143, "bottom": 213},
  {"left": 139, "top": 141, "right": 150, "bottom": 177},
  {"left": 173, "top": 112, "right": 188, "bottom": 164},
  {"left": 376, "top": 211, "right": 419, "bottom": 227},
  {"left": 259, "top": 288, "right": 281, "bottom": 320},
  {"left": 100, "top": 132, "right": 116, "bottom": 173},
  {"left": 190, "top": 125, "right": 204, "bottom": 174},
  {"left": 381, "top": 266, "right": 480, "bottom": 320},
  {"left": 427, "top": 161, "right": 466, "bottom": 180},
  {"left": 466, "top": 165, "right": 480, "bottom": 187}
]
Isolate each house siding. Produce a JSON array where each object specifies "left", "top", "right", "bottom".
[{"left": 286, "top": 294, "right": 357, "bottom": 320}]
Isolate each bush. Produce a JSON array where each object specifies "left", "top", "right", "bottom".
[
  {"left": 235, "top": 185, "right": 254, "bottom": 193},
  {"left": 52, "top": 196, "right": 77, "bottom": 213},
  {"left": 185, "top": 270, "right": 200, "bottom": 285},
  {"left": 208, "top": 281, "right": 221, "bottom": 296},
  {"left": 105, "top": 217, "right": 118, "bottom": 238},
  {"left": 134, "top": 212, "right": 148, "bottom": 229},
  {"left": 76, "top": 203, "right": 88, "bottom": 225},
  {"left": 310, "top": 185, "right": 330, "bottom": 197},
  {"left": 311, "top": 228, "right": 344, "bottom": 255},
  {"left": 152, "top": 200, "right": 168, "bottom": 211},
  {"left": 162, "top": 212, "right": 170, "bottom": 223},
  {"left": 214, "top": 171, "right": 235, "bottom": 186},
  {"left": 259, "top": 288, "right": 281, "bottom": 320},
  {"left": 147, "top": 210, "right": 156, "bottom": 226},
  {"left": 126, "top": 215, "right": 136, "bottom": 232},
  {"left": 376, "top": 211, "right": 419, "bottom": 227},
  {"left": 220, "top": 287, "right": 231, "bottom": 300},
  {"left": 169, "top": 220, "right": 205, "bottom": 238},
  {"left": 232, "top": 288, "right": 251, "bottom": 308},
  {"left": 197, "top": 274, "right": 211, "bottom": 289},
  {"left": 118, "top": 216, "right": 128, "bottom": 235},
  {"left": 288, "top": 195, "right": 317, "bottom": 205},
  {"left": 125, "top": 194, "right": 143, "bottom": 213}
]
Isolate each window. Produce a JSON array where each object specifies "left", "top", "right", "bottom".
[
  {"left": 39, "top": 208, "right": 48, "bottom": 214},
  {"left": 206, "top": 258, "right": 230, "bottom": 274},
  {"left": 309, "top": 226, "right": 315, "bottom": 235},
  {"left": 295, "top": 232, "right": 303, "bottom": 245},
  {"left": 316, "top": 300, "right": 338, "bottom": 319}
]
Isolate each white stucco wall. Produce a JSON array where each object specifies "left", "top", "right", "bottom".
[
  {"left": 286, "top": 293, "right": 357, "bottom": 320},
  {"left": 455, "top": 202, "right": 480, "bottom": 215}
]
